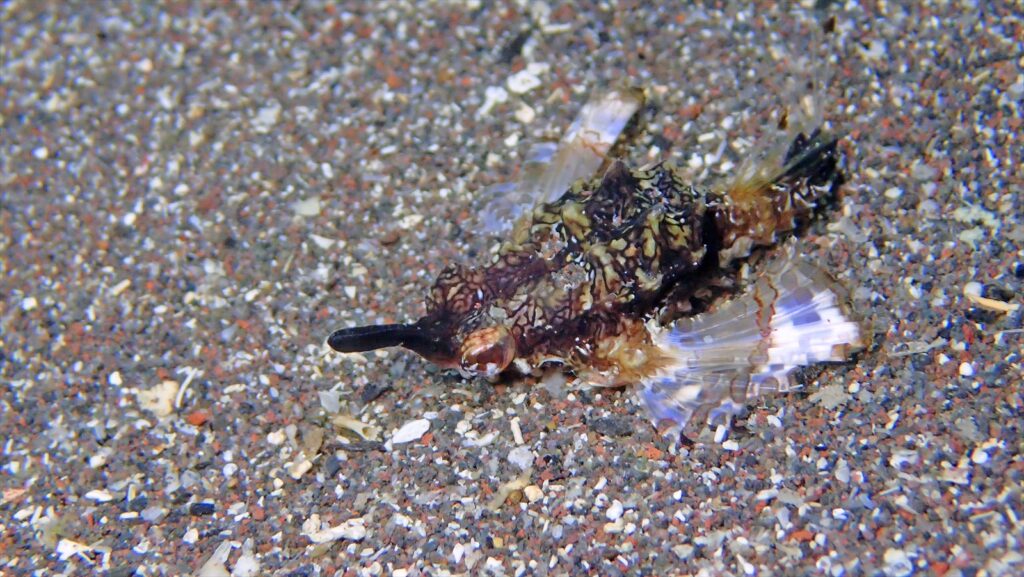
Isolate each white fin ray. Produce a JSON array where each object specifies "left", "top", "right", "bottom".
[
  {"left": 478, "top": 89, "right": 643, "bottom": 234},
  {"left": 640, "top": 249, "right": 866, "bottom": 433}
]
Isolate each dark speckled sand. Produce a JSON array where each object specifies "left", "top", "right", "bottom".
[{"left": 2, "top": 2, "right": 1021, "bottom": 576}]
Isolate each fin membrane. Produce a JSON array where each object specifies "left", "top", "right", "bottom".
[{"left": 640, "top": 251, "right": 865, "bottom": 432}]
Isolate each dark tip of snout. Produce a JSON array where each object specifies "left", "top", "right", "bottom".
[{"left": 328, "top": 324, "right": 415, "bottom": 353}]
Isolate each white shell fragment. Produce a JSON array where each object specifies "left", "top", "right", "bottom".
[
  {"left": 389, "top": 418, "right": 431, "bottom": 446},
  {"left": 506, "top": 63, "right": 549, "bottom": 94},
  {"left": 137, "top": 380, "right": 179, "bottom": 418},
  {"left": 84, "top": 489, "right": 114, "bottom": 502},
  {"left": 56, "top": 539, "right": 94, "bottom": 561},
  {"left": 486, "top": 469, "right": 533, "bottom": 511},
  {"left": 196, "top": 541, "right": 234, "bottom": 577},
  {"left": 302, "top": 514, "right": 367, "bottom": 543},
  {"left": 332, "top": 414, "right": 382, "bottom": 442},
  {"left": 251, "top": 101, "right": 282, "bottom": 133},
  {"left": 480, "top": 85, "right": 509, "bottom": 116},
  {"left": 231, "top": 539, "right": 260, "bottom": 577},
  {"left": 293, "top": 196, "right": 322, "bottom": 217},
  {"left": 962, "top": 283, "right": 1020, "bottom": 314}
]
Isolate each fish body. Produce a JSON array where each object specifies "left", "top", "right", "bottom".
[{"left": 328, "top": 91, "right": 864, "bottom": 432}]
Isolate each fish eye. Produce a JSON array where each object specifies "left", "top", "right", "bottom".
[{"left": 459, "top": 326, "right": 516, "bottom": 377}]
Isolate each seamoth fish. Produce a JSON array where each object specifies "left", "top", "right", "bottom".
[{"left": 327, "top": 90, "right": 866, "bottom": 435}]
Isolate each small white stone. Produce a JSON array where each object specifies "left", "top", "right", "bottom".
[
  {"left": 883, "top": 548, "right": 913, "bottom": 577},
  {"left": 302, "top": 516, "right": 367, "bottom": 543},
  {"left": 252, "top": 101, "right": 282, "bottom": 133},
  {"left": 390, "top": 418, "right": 431, "bottom": 445},
  {"left": 56, "top": 539, "right": 92, "bottom": 561},
  {"left": 196, "top": 541, "right": 232, "bottom": 577},
  {"left": 835, "top": 460, "right": 851, "bottom": 484},
  {"left": 309, "top": 234, "right": 336, "bottom": 249},
  {"left": 137, "top": 380, "right": 179, "bottom": 418},
  {"left": 318, "top": 389, "right": 341, "bottom": 413},
  {"left": 110, "top": 279, "right": 131, "bottom": 297},
  {"left": 108, "top": 371, "right": 123, "bottom": 386},
  {"left": 463, "top": 430, "right": 498, "bottom": 447},
  {"left": 514, "top": 103, "right": 536, "bottom": 124},
  {"left": 722, "top": 440, "right": 740, "bottom": 451},
  {"left": 20, "top": 296, "right": 38, "bottom": 311},
  {"left": 480, "top": 85, "right": 508, "bottom": 116},
  {"left": 510, "top": 417, "right": 525, "bottom": 445},
  {"left": 606, "top": 499, "right": 624, "bottom": 521},
  {"left": 85, "top": 489, "right": 114, "bottom": 502},
  {"left": 507, "top": 446, "right": 533, "bottom": 471},
  {"left": 507, "top": 69, "right": 542, "bottom": 94},
  {"left": 603, "top": 518, "right": 625, "bottom": 534},
  {"left": 860, "top": 39, "right": 887, "bottom": 61},
  {"left": 398, "top": 214, "right": 424, "bottom": 229},
  {"left": 183, "top": 527, "right": 199, "bottom": 544},
  {"left": 523, "top": 485, "right": 543, "bottom": 503},
  {"left": 714, "top": 425, "right": 728, "bottom": 443},
  {"left": 321, "top": 162, "right": 334, "bottom": 179},
  {"left": 889, "top": 450, "right": 919, "bottom": 469},
  {"left": 958, "top": 362, "right": 974, "bottom": 377},
  {"left": 452, "top": 542, "right": 466, "bottom": 564},
  {"left": 33, "top": 146, "right": 49, "bottom": 160},
  {"left": 231, "top": 540, "right": 260, "bottom": 577},
  {"left": 971, "top": 447, "right": 989, "bottom": 464},
  {"left": 288, "top": 459, "right": 313, "bottom": 479},
  {"left": 293, "top": 196, "right": 321, "bottom": 217},
  {"left": 267, "top": 429, "right": 286, "bottom": 445}
]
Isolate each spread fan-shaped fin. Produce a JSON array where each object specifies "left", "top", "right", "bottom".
[
  {"left": 639, "top": 249, "right": 866, "bottom": 434},
  {"left": 478, "top": 88, "right": 644, "bottom": 234}
]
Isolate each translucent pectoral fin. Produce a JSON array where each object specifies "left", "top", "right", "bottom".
[
  {"left": 639, "top": 250, "right": 866, "bottom": 435},
  {"left": 478, "top": 88, "right": 644, "bottom": 234}
]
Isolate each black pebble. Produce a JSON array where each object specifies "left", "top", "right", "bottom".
[
  {"left": 323, "top": 455, "right": 342, "bottom": 478},
  {"left": 361, "top": 382, "right": 392, "bottom": 404},
  {"left": 189, "top": 502, "right": 215, "bottom": 516},
  {"left": 127, "top": 496, "right": 148, "bottom": 512},
  {"left": 590, "top": 415, "right": 634, "bottom": 437}
]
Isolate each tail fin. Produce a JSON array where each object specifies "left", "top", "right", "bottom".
[
  {"left": 717, "top": 129, "right": 844, "bottom": 264},
  {"left": 639, "top": 248, "right": 865, "bottom": 434}
]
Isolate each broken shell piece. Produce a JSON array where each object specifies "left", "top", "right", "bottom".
[
  {"left": 963, "top": 283, "right": 1020, "bottom": 314},
  {"left": 138, "top": 380, "right": 179, "bottom": 418},
  {"left": 486, "top": 469, "right": 533, "bottom": 511},
  {"left": 302, "top": 514, "right": 367, "bottom": 543},
  {"left": 331, "top": 414, "right": 381, "bottom": 442},
  {"left": 195, "top": 541, "right": 233, "bottom": 577},
  {"left": 388, "top": 418, "right": 431, "bottom": 447}
]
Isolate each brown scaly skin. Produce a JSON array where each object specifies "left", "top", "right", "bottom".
[{"left": 328, "top": 130, "right": 843, "bottom": 382}]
